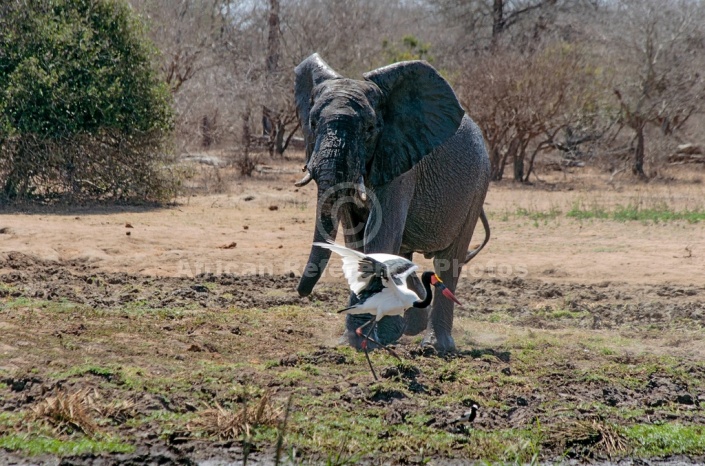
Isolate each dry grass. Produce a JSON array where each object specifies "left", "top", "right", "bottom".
[
  {"left": 544, "top": 418, "right": 629, "bottom": 458},
  {"left": 31, "top": 390, "right": 98, "bottom": 437},
  {"left": 187, "top": 391, "right": 282, "bottom": 440},
  {"left": 86, "top": 391, "right": 137, "bottom": 424}
]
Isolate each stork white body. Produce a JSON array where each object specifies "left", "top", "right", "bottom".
[{"left": 313, "top": 242, "right": 421, "bottom": 323}]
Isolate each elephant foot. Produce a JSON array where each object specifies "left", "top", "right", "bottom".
[
  {"left": 421, "top": 330, "right": 456, "bottom": 354},
  {"left": 345, "top": 314, "right": 405, "bottom": 349}
]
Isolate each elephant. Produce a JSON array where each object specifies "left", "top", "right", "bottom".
[{"left": 294, "top": 53, "right": 491, "bottom": 353}]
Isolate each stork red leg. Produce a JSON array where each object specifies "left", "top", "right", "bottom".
[
  {"left": 355, "top": 318, "right": 402, "bottom": 367},
  {"left": 355, "top": 319, "right": 374, "bottom": 338},
  {"left": 362, "top": 320, "right": 378, "bottom": 380},
  {"left": 361, "top": 335, "right": 401, "bottom": 360}
]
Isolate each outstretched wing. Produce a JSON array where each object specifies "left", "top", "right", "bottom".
[
  {"left": 367, "top": 255, "right": 418, "bottom": 286},
  {"left": 313, "top": 241, "right": 385, "bottom": 295}
]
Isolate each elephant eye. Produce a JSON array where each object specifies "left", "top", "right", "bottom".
[{"left": 366, "top": 124, "right": 375, "bottom": 133}]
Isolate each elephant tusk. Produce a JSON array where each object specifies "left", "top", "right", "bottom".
[
  {"left": 295, "top": 171, "right": 313, "bottom": 187},
  {"left": 356, "top": 177, "right": 367, "bottom": 201}
]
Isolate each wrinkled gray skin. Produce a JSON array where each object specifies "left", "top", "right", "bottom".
[{"left": 295, "top": 53, "right": 490, "bottom": 353}]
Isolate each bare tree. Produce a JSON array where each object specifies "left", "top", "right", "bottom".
[
  {"left": 127, "top": 0, "right": 450, "bottom": 156},
  {"left": 458, "top": 43, "right": 603, "bottom": 181},
  {"left": 282, "top": 0, "right": 408, "bottom": 73},
  {"left": 608, "top": 0, "right": 705, "bottom": 179},
  {"left": 429, "top": 0, "right": 600, "bottom": 54},
  {"left": 129, "top": 0, "right": 224, "bottom": 93},
  {"left": 128, "top": 0, "right": 239, "bottom": 150}
]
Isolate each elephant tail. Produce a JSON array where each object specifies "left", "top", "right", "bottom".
[{"left": 463, "top": 208, "right": 490, "bottom": 265}]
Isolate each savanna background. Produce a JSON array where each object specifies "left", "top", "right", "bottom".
[{"left": 1, "top": 0, "right": 705, "bottom": 464}]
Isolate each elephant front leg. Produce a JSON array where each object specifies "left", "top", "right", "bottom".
[
  {"left": 422, "top": 298, "right": 456, "bottom": 352},
  {"left": 422, "top": 255, "right": 462, "bottom": 353}
]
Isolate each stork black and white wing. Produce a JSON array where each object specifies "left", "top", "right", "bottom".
[
  {"left": 313, "top": 242, "right": 418, "bottom": 292},
  {"left": 382, "top": 258, "right": 419, "bottom": 286},
  {"left": 312, "top": 241, "right": 380, "bottom": 295}
]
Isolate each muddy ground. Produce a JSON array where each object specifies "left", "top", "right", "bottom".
[{"left": 1, "top": 251, "right": 704, "bottom": 465}]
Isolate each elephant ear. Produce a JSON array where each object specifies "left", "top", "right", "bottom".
[
  {"left": 364, "top": 61, "right": 464, "bottom": 186},
  {"left": 295, "top": 54, "right": 342, "bottom": 162}
]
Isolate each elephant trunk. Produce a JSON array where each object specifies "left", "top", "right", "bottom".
[{"left": 297, "top": 171, "right": 340, "bottom": 297}]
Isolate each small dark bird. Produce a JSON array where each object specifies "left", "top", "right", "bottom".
[
  {"left": 447, "top": 403, "right": 479, "bottom": 434},
  {"left": 313, "top": 241, "right": 462, "bottom": 379},
  {"left": 451, "top": 403, "right": 479, "bottom": 425}
]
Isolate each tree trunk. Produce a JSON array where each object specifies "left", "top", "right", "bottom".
[
  {"left": 513, "top": 139, "right": 531, "bottom": 182},
  {"left": 490, "top": 147, "right": 503, "bottom": 181},
  {"left": 266, "top": 0, "right": 280, "bottom": 75},
  {"left": 267, "top": 123, "right": 275, "bottom": 158},
  {"left": 281, "top": 122, "right": 301, "bottom": 154},
  {"left": 239, "top": 107, "right": 255, "bottom": 176},
  {"left": 513, "top": 153, "right": 524, "bottom": 182},
  {"left": 503, "top": 137, "right": 521, "bottom": 181},
  {"left": 263, "top": 0, "right": 282, "bottom": 156},
  {"left": 492, "top": 0, "right": 505, "bottom": 38},
  {"left": 201, "top": 112, "right": 217, "bottom": 149},
  {"left": 498, "top": 150, "right": 510, "bottom": 181},
  {"left": 242, "top": 108, "right": 251, "bottom": 156},
  {"left": 633, "top": 124, "right": 647, "bottom": 180},
  {"left": 274, "top": 120, "right": 286, "bottom": 156},
  {"left": 524, "top": 142, "right": 547, "bottom": 183}
]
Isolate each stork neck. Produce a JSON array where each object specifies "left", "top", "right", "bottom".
[{"left": 413, "top": 272, "right": 435, "bottom": 309}]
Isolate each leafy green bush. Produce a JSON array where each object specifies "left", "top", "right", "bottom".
[{"left": 0, "top": 0, "right": 174, "bottom": 203}]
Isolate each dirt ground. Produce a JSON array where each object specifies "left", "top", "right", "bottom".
[
  {"left": 0, "top": 156, "right": 703, "bottom": 286},
  {"left": 1, "top": 155, "right": 705, "bottom": 465}
]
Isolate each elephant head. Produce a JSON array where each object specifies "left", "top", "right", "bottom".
[{"left": 294, "top": 53, "right": 465, "bottom": 297}]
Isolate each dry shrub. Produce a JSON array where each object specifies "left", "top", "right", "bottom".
[
  {"left": 188, "top": 392, "right": 282, "bottom": 440},
  {"left": 457, "top": 43, "right": 605, "bottom": 183},
  {"left": 237, "top": 154, "right": 258, "bottom": 177},
  {"left": 0, "top": 0, "right": 174, "bottom": 204},
  {"left": 1, "top": 133, "right": 177, "bottom": 203},
  {"left": 544, "top": 419, "right": 628, "bottom": 458},
  {"left": 31, "top": 390, "right": 98, "bottom": 437}
]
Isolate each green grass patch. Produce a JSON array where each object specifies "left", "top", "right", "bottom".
[
  {"left": 514, "top": 206, "right": 562, "bottom": 221},
  {"left": 123, "top": 410, "right": 194, "bottom": 430},
  {"left": 51, "top": 364, "right": 188, "bottom": 395},
  {"left": 566, "top": 203, "right": 609, "bottom": 220},
  {"left": 0, "top": 434, "right": 134, "bottom": 456},
  {"left": 0, "top": 297, "right": 90, "bottom": 313},
  {"left": 288, "top": 407, "right": 545, "bottom": 462},
  {"left": 567, "top": 202, "right": 705, "bottom": 223},
  {"left": 496, "top": 206, "right": 562, "bottom": 224},
  {"left": 545, "top": 309, "right": 589, "bottom": 320},
  {"left": 625, "top": 423, "right": 705, "bottom": 456},
  {"left": 0, "top": 283, "right": 18, "bottom": 296},
  {"left": 279, "top": 368, "right": 310, "bottom": 383},
  {"left": 0, "top": 412, "right": 26, "bottom": 429},
  {"left": 51, "top": 364, "right": 120, "bottom": 381}
]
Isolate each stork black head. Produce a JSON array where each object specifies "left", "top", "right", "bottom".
[{"left": 415, "top": 272, "right": 463, "bottom": 308}]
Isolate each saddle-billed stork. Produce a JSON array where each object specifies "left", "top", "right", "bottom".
[{"left": 313, "top": 241, "right": 462, "bottom": 379}]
